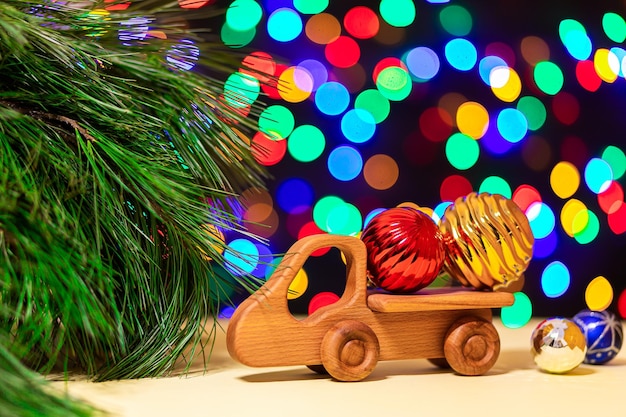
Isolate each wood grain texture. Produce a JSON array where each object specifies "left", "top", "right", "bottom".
[
  {"left": 367, "top": 287, "right": 514, "bottom": 313},
  {"left": 226, "top": 234, "right": 512, "bottom": 381}
]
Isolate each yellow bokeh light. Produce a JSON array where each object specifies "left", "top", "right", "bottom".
[
  {"left": 456, "top": 101, "right": 489, "bottom": 139},
  {"left": 550, "top": 161, "right": 580, "bottom": 199},
  {"left": 572, "top": 208, "right": 591, "bottom": 237},
  {"left": 585, "top": 276, "right": 614, "bottom": 311},
  {"left": 560, "top": 199, "right": 587, "bottom": 237},
  {"left": 490, "top": 67, "right": 522, "bottom": 102},
  {"left": 594, "top": 49, "right": 619, "bottom": 83},
  {"left": 287, "top": 268, "right": 308, "bottom": 300},
  {"left": 278, "top": 67, "right": 313, "bottom": 103},
  {"left": 396, "top": 201, "right": 420, "bottom": 210}
]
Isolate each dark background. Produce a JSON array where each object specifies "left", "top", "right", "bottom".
[{"left": 215, "top": 0, "right": 626, "bottom": 317}]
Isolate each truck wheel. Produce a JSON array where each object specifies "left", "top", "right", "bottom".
[
  {"left": 320, "top": 320, "right": 379, "bottom": 381},
  {"left": 443, "top": 316, "right": 500, "bottom": 376}
]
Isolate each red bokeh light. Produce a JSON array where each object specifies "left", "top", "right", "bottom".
[
  {"left": 344, "top": 6, "right": 380, "bottom": 39},
  {"left": 598, "top": 181, "right": 624, "bottom": 214},
  {"left": 575, "top": 60, "right": 602, "bottom": 92},
  {"left": 325, "top": 36, "right": 361, "bottom": 68},
  {"left": 372, "top": 57, "right": 407, "bottom": 83},
  {"left": 607, "top": 202, "right": 626, "bottom": 234},
  {"left": 440, "top": 175, "right": 473, "bottom": 202},
  {"left": 297, "top": 221, "right": 331, "bottom": 256},
  {"left": 552, "top": 92, "right": 580, "bottom": 125},
  {"left": 512, "top": 184, "right": 542, "bottom": 212},
  {"left": 251, "top": 132, "right": 287, "bottom": 166},
  {"left": 308, "top": 291, "right": 340, "bottom": 315},
  {"left": 419, "top": 107, "right": 453, "bottom": 142}
]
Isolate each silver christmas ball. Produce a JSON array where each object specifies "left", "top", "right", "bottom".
[{"left": 530, "top": 317, "right": 587, "bottom": 374}]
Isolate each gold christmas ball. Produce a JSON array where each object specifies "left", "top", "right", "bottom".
[
  {"left": 531, "top": 317, "right": 587, "bottom": 374},
  {"left": 439, "top": 192, "right": 534, "bottom": 291}
]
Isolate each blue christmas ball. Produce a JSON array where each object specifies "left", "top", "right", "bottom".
[{"left": 572, "top": 309, "right": 623, "bottom": 365}]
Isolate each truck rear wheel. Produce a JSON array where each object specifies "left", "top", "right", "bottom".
[
  {"left": 444, "top": 316, "right": 500, "bottom": 376},
  {"left": 320, "top": 320, "right": 379, "bottom": 381}
]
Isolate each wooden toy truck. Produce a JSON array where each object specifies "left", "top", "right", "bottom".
[{"left": 227, "top": 234, "right": 514, "bottom": 381}]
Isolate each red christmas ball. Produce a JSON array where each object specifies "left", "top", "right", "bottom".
[{"left": 361, "top": 207, "right": 445, "bottom": 293}]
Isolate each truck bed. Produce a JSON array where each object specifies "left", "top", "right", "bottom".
[{"left": 367, "top": 287, "right": 515, "bottom": 313}]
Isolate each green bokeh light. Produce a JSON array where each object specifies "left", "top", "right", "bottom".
[
  {"left": 602, "top": 145, "right": 626, "bottom": 180},
  {"left": 224, "top": 72, "right": 260, "bottom": 108},
  {"left": 293, "top": 0, "right": 329, "bottom": 14},
  {"left": 313, "top": 195, "right": 345, "bottom": 233},
  {"left": 376, "top": 66, "right": 412, "bottom": 101},
  {"left": 379, "top": 0, "right": 416, "bottom": 28},
  {"left": 226, "top": 0, "right": 263, "bottom": 32},
  {"left": 221, "top": 22, "right": 256, "bottom": 48},
  {"left": 445, "top": 133, "right": 479, "bottom": 170},
  {"left": 479, "top": 176, "right": 512, "bottom": 198},
  {"left": 516, "top": 96, "right": 547, "bottom": 131},
  {"left": 534, "top": 61, "right": 564, "bottom": 95},
  {"left": 501, "top": 292, "right": 532, "bottom": 329},
  {"left": 573, "top": 209, "right": 600, "bottom": 244},
  {"left": 288, "top": 124, "right": 326, "bottom": 163},
  {"left": 326, "top": 202, "right": 363, "bottom": 236},
  {"left": 355, "top": 89, "right": 391, "bottom": 124},
  {"left": 439, "top": 5, "right": 472, "bottom": 36},
  {"left": 603, "top": 12, "right": 626, "bottom": 43},
  {"left": 259, "top": 105, "right": 295, "bottom": 140}
]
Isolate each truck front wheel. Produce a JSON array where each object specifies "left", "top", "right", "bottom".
[
  {"left": 320, "top": 320, "right": 380, "bottom": 381},
  {"left": 444, "top": 316, "right": 500, "bottom": 376}
]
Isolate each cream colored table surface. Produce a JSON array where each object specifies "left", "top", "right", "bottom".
[{"left": 50, "top": 318, "right": 625, "bottom": 417}]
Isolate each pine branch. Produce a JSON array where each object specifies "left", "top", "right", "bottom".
[{"left": 0, "top": 2, "right": 270, "bottom": 414}]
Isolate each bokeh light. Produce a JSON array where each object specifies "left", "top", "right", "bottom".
[
  {"left": 444, "top": 38, "right": 477, "bottom": 71},
  {"left": 363, "top": 154, "right": 399, "bottom": 190},
  {"left": 439, "top": 4, "right": 472, "bottom": 36},
  {"left": 341, "top": 109, "right": 376, "bottom": 143},
  {"left": 526, "top": 201, "right": 556, "bottom": 239},
  {"left": 267, "top": 8, "right": 302, "bottom": 42},
  {"left": 516, "top": 96, "right": 547, "bottom": 131},
  {"left": 354, "top": 89, "right": 390, "bottom": 123},
  {"left": 288, "top": 124, "right": 325, "bottom": 163},
  {"left": 376, "top": 66, "right": 412, "bottom": 100},
  {"left": 496, "top": 108, "right": 528, "bottom": 143},
  {"left": 327, "top": 145, "right": 363, "bottom": 181},
  {"left": 226, "top": 0, "right": 263, "bottom": 32},
  {"left": 404, "top": 47, "right": 440, "bottom": 81},
  {"left": 325, "top": 35, "right": 360, "bottom": 68},
  {"left": 258, "top": 105, "right": 295, "bottom": 139},
  {"left": 501, "top": 292, "right": 532, "bottom": 328},
  {"left": 541, "top": 261, "right": 570, "bottom": 298},
  {"left": 379, "top": 0, "right": 416, "bottom": 28},
  {"left": 293, "top": 0, "right": 328, "bottom": 14},
  {"left": 224, "top": 238, "right": 260, "bottom": 275},
  {"left": 445, "top": 133, "right": 479, "bottom": 170},
  {"left": 559, "top": 19, "right": 592, "bottom": 61},
  {"left": 585, "top": 276, "right": 614, "bottom": 311},
  {"left": 550, "top": 161, "right": 580, "bottom": 199},
  {"left": 478, "top": 176, "right": 511, "bottom": 198},
  {"left": 305, "top": 12, "right": 341, "bottom": 44},
  {"left": 602, "top": 145, "right": 626, "bottom": 180},
  {"left": 456, "top": 101, "right": 488, "bottom": 139},
  {"left": 534, "top": 61, "right": 564, "bottom": 95},
  {"left": 216, "top": 0, "right": 626, "bottom": 320},
  {"left": 315, "top": 81, "right": 350, "bottom": 116},
  {"left": 585, "top": 157, "right": 613, "bottom": 194},
  {"left": 344, "top": 6, "right": 379, "bottom": 39},
  {"left": 603, "top": 12, "right": 626, "bottom": 42}
]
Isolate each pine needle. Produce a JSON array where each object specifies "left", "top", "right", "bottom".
[{"left": 1, "top": 0, "right": 269, "bottom": 414}]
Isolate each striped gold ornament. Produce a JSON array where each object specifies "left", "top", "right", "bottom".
[{"left": 439, "top": 192, "right": 534, "bottom": 291}]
